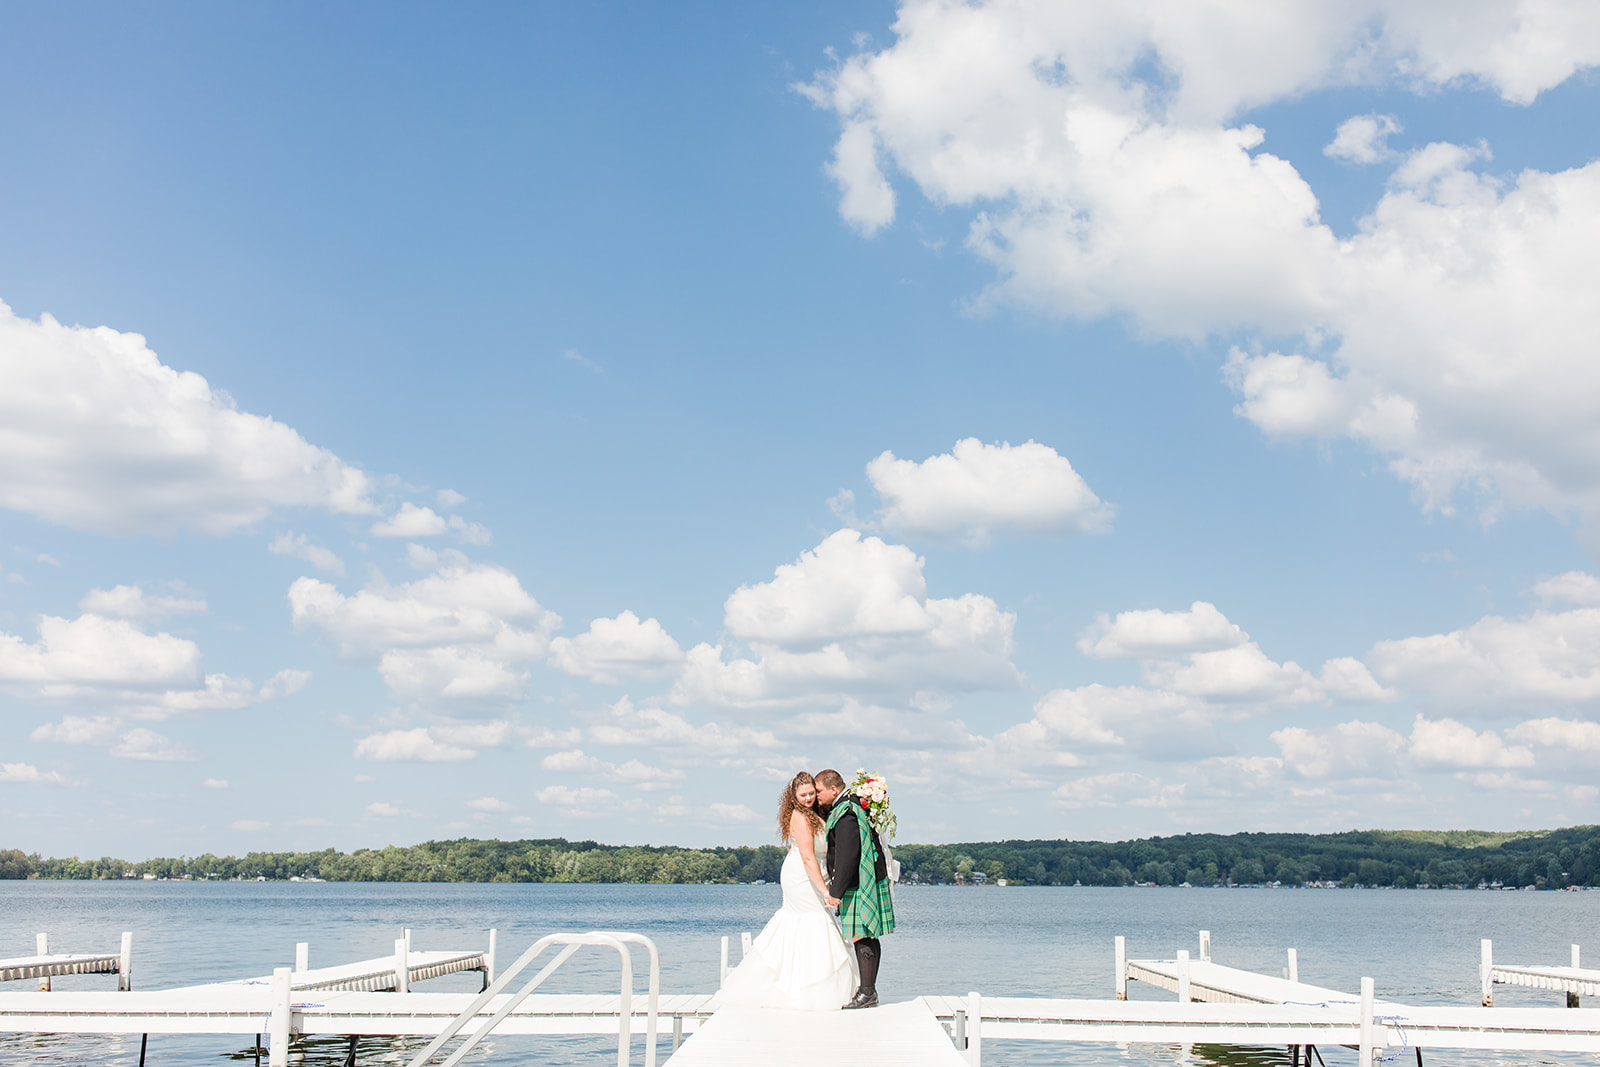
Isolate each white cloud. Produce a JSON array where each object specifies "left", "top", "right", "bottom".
[
  {"left": 1325, "top": 114, "right": 1402, "bottom": 163},
  {"left": 0, "top": 301, "right": 375, "bottom": 535},
  {"left": 1078, "top": 601, "right": 1246, "bottom": 659},
  {"left": 676, "top": 530, "right": 1017, "bottom": 708},
  {"left": 1, "top": 603, "right": 305, "bottom": 741},
  {"left": 803, "top": 5, "right": 1600, "bottom": 536},
  {"left": 110, "top": 727, "right": 197, "bottom": 762},
  {"left": 1029, "top": 684, "right": 1222, "bottom": 759},
  {"left": 548, "top": 611, "right": 685, "bottom": 685},
  {"left": 707, "top": 802, "right": 760, "bottom": 823},
  {"left": 430, "top": 719, "right": 514, "bottom": 748},
  {"left": 78, "top": 585, "right": 207, "bottom": 620},
  {"left": 1053, "top": 772, "right": 1183, "bottom": 809},
  {"left": 1408, "top": 714, "right": 1532, "bottom": 769},
  {"left": 203, "top": 777, "right": 229, "bottom": 789},
  {"left": 536, "top": 785, "right": 620, "bottom": 813},
  {"left": 289, "top": 561, "right": 560, "bottom": 701},
  {"left": 0, "top": 762, "right": 66, "bottom": 784},
  {"left": 1078, "top": 601, "right": 1389, "bottom": 706},
  {"left": 436, "top": 489, "right": 467, "bottom": 509},
  {"left": 366, "top": 802, "right": 400, "bottom": 817},
  {"left": 353, "top": 727, "right": 475, "bottom": 762},
  {"left": 269, "top": 533, "right": 345, "bottom": 576},
  {"left": 1367, "top": 605, "right": 1600, "bottom": 709},
  {"left": 370, "top": 504, "right": 490, "bottom": 545},
  {"left": 30, "top": 716, "right": 119, "bottom": 745},
  {"left": 231, "top": 819, "right": 270, "bottom": 831},
  {"left": 1271, "top": 720, "right": 1407, "bottom": 779},
  {"left": 1222, "top": 349, "right": 1354, "bottom": 439},
  {"left": 865, "top": 438, "right": 1112, "bottom": 545},
  {"left": 1507, "top": 716, "right": 1600, "bottom": 753},
  {"left": 1146, "top": 645, "right": 1389, "bottom": 704},
  {"left": 539, "top": 748, "right": 685, "bottom": 790},
  {"left": 1533, "top": 571, "right": 1600, "bottom": 607},
  {"left": 586, "top": 697, "right": 783, "bottom": 758},
  {"left": 0, "top": 613, "right": 201, "bottom": 687},
  {"left": 466, "top": 796, "right": 511, "bottom": 812},
  {"left": 371, "top": 503, "right": 446, "bottom": 537}
]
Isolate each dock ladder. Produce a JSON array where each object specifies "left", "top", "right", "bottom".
[{"left": 402, "top": 931, "right": 660, "bottom": 1067}]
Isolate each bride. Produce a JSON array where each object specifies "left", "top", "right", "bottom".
[{"left": 714, "top": 772, "right": 858, "bottom": 1010}]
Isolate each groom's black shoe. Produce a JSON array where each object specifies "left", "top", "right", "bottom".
[{"left": 843, "top": 990, "right": 879, "bottom": 1009}]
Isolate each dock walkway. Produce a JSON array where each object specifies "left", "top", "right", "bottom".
[
  {"left": 917, "top": 995, "right": 1600, "bottom": 1054},
  {"left": 196, "top": 950, "right": 488, "bottom": 993},
  {"left": 1482, "top": 939, "right": 1600, "bottom": 1005},
  {"left": 664, "top": 1001, "right": 965, "bottom": 1066},
  {"left": 0, "top": 988, "right": 715, "bottom": 1037},
  {"left": 0, "top": 933, "right": 133, "bottom": 991}
]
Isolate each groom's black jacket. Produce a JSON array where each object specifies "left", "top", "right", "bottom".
[{"left": 824, "top": 797, "right": 888, "bottom": 899}]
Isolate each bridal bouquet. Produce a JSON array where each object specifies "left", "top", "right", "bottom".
[{"left": 848, "top": 768, "right": 897, "bottom": 843}]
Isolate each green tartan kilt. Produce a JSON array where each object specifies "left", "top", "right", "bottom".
[{"left": 839, "top": 873, "right": 896, "bottom": 939}]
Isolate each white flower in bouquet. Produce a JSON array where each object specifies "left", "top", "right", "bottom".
[{"left": 848, "top": 768, "right": 897, "bottom": 843}]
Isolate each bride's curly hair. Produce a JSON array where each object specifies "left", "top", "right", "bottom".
[{"left": 777, "top": 771, "right": 824, "bottom": 844}]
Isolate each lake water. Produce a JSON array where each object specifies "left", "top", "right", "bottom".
[{"left": 4, "top": 880, "right": 1600, "bottom": 1066}]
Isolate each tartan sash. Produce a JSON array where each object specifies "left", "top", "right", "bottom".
[{"left": 825, "top": 798, "right": 896, "bottom": 939}]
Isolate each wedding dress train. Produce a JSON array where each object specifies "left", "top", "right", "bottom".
[{"left": 714, "top": 833, "right": 858, "bottom": 1010}]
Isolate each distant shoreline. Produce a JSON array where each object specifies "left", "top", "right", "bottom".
[{"left": 6, "top": 825, "right": 1597, "bottom": 889}]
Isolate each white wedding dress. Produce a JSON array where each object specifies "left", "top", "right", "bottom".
[{"left": 714, "top": 832, "right": 858, "bottom": 1010}]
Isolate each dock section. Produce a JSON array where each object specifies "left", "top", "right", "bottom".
[
  {"left": 1482, "top": 939, "right": 1600, "bottom": 1006},
  {"left": 665, "top": 1001, "right": 966, "bottom": 1066},
  {"left": 0, "top": 933, "right": 133, "bottom": 991}
]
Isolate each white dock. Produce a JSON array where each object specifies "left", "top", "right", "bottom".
[
  {"left": 201, "top": 950, "right": 489, "bottom": 993},
  {"left": 664, "top": 1001, "right": 966, "bottom": 1066},
  {"left": 1120, "top": 930, "right": 1386, "bottom": 1007},
  {"left": 1482, "top": 939, "right": 1599, "bottom": 1006},
  {"left": 9, "top": 928, "right": 1600, "bottom": 1067},
  {"left": 0, "top": 988, "right": 713, "bottom": 1036},
  {"left": 918, "top": 995, "right": 1600, "bottom": 1055},
  {"left": 0, "top": 933, "right": 133, "bottom": 991}
]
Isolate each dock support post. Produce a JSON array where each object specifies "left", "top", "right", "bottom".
[
  {"left": 268, "top": 966, "right": 292, "bottom": 1067},
  {"left": 486, "top": 928, "right": 497, "bottom": 986},
  {"left": 394, "top": 938, "right": 409, "bottom": 993},
  {"left": 1480, "top": 939, "right": 1493, "bottom": 1006},
  {"left": 965, "top": 991, "right": 982, "bottom": 1066},
  {"left": 1287, "top": 948, "right": 1298, "bottom": 984},
  {"left": 119, "top": 932, "right": 133, "bottom": 991},
  {"left": 1359, "top": 976, "right": 1376, "bottom": 1067},
  {"left": 342, "top": 1034, "right": 359, "bottom": 1067},
  {"left": 1115, "top": 936, "right": 1127, "bottom": 999},
  {"left": 1199, "top": 930, "right": 1211, "bottom": 962},
  {"left": 138, "top": 1033, "right": 147, "bottom": 1067},
  {"left": 36, "top": 933, "right": 49, "bottom": 991},
  {"left": 740, "top": 931, "right": 752, "bottom": 959},
  {"left": 719, "top": 936, "right": 729, "bottom": 987},
  {"left": 1571, "top": 945, "right": 1582, "bottom": 1007},
  {"left": 672, "top": 1014, "right": 683, "bottom": 1051},
  {"left": 1177, "top": 949, "right": 1191, "bottom": 1003},
  {"left": 295, "top": 942, "right": 309, "bottom": 973}
]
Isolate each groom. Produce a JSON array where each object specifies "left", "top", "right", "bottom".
[{"left": 815, "top": 768, "right": 895, "bottom": 1009}]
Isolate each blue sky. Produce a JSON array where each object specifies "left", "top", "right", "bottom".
[{"left": 4, "top": 2, "right": 1600, "bottom": 857}]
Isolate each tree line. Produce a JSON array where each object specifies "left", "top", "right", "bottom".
[{"left": 5, "top": 825, "right": 1599, "bottom": 888}]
